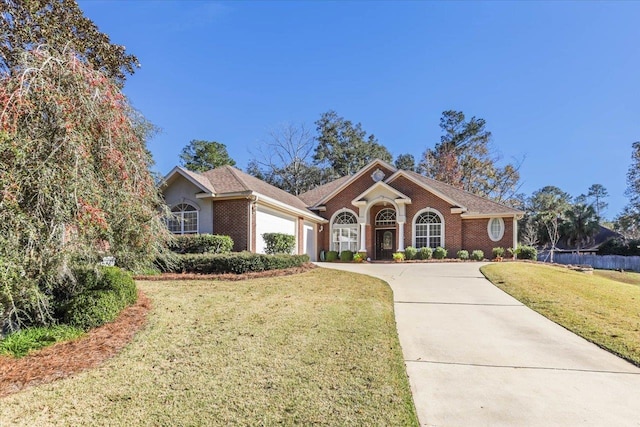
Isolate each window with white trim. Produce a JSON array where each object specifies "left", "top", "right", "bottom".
[
  {"left": 168, "top": 203, "right": 198, "bottom": 235},
  {"left": 488, "top": 217, "right": 505, "bottom": 242},
  {"left": 332, "top": 211, "right": 358, "bottom": 253},
  {"left": 414, "top": 211, "right": 443, "bottom": 248},
  {"left": 375, "top": 208, "right": 396, "bottom": 226}
]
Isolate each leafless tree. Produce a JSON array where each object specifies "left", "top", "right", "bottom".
[{"left": 248, "top": 123, "right": 327, "bottom": 195}]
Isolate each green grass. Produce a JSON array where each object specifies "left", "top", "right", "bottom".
[
  {"left": 594, "top": 269, "right": 640, "bottom": 287},
  {"left": 0, "top": 326, "right": 85, "bottom": 358},
  {"left": 481, "top": 263, "right": 640, "bottom": 366},
  {"left": 0, "top": 268, "right": 418, "bottom": 426}
]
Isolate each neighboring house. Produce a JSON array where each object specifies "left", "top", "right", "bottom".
[
  {"left": 553, "top": 225, "right": 622, "bottom": 255},
  {"left": 161, "top": 159, "right": 523, "bottom": 261}
]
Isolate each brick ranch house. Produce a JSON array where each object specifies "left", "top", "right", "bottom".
[{"left": 161, "top": 159, "right": 523, "bottom": 261}]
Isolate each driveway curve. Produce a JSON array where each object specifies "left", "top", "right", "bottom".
[{"left": 319, "top": 262, "right": 640, "bottom": 427}]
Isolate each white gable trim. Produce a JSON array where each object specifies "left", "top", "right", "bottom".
[
  {"left": 255, "top": 193, "right": 327, "bottom": 223},
  {"left": 386, "top": 170, "right": 467, "bottom": 211},
  {"left": 351, "top": 181, "right": 411, "bottom": 205},
  {"left": 313, "top": 159, "right": 397, "bottom": 207},
  {"left": 161, "top": 166, "right": 213, "bottom": 195}
]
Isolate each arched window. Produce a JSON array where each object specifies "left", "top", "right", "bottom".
[
  {"left": 375, "top": 208, "right": 396, "bottom": 226},
  {"left": 488, "top": 217, "right": 505, "bottom": 242},
  {"left": 414, "top": 209, "right": 444, "bottom": 248},
  {"left": 168, "top": 203, "right": 198, "bottom": 234},
  {"left": 332, "top": 210, "right": 358, "bottom": 253}
]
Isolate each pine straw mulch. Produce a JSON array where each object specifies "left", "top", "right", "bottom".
[
  {"left": 133, "top": 262, "right": 317, "bottom": 281},
  {"left": 0, "top": 291, "right": 152, "bottom": 398}
]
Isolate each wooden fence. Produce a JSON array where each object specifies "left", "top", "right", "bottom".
[{"left": 540, "top": 253, "right": 640, "bottom": 272}]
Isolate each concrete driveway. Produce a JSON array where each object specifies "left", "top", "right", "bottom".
[{"left": 319, "top": 262, "right": 640, "bottom": 427}]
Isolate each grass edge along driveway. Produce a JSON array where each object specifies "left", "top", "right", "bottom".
[
  {"left": 0, "top": 268, "right": 418, "bottom": 426},
  {"left": 481, "top": 263, "right": 640, "bottom": 367}
]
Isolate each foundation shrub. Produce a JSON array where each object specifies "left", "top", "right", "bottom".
[
  {"left": 471, "top": 250, "right": 484, "bottom": 261},
  {"left": 515, "top": 245, "right": 538, "bottom": 260},
  {"left": 340, "top": 250, "right": 354, "bottom": 262},
  {"left": 418, "top": 247, "right": 433, "bottom": 260},
  {"left": 325, "top": 251, "right": 339, "bottom": 262},
  {"left": 404, "top": 246, "right": 417, "bottom": 260},
  {"left": 433, "top": 247, "right": 447, "bottom": 259},
  {"left": 492, "top": 247, "right": 505, "bottom": 258},
  {"left": 457, "top": 250, "right": 469, "bottom": 260}
]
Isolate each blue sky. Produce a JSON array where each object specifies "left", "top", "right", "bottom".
[{"left": 79, "top": 1, "right": 639, "bottom": 219}]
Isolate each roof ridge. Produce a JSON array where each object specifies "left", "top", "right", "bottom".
[
  {"left": 223, "top": 165, "right": 250, "bottom": 192},
  {"left": 404, "top": 170, "right": 520, "bottom": 212}
]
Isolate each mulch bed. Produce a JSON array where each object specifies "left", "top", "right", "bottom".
[
  {"left": 0, "top": 291, "right": 152, "bottom": 398},
  {"left": 134, "top": 262, "right": 317, "bottom": 281}
]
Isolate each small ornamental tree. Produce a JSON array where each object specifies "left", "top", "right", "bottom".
[{"left": 0, "top": 48, "right": 169, "bottom": 329}]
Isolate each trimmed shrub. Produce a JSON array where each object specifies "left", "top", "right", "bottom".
[
  {"left": 471, "top": 250, "right": 484, "bottom": 261},
  {"left": 168, "top": 234, "right": 233, "bottom": 254},
  {"left": 262, "top": 233, "right": 296, "bottom": 255},
  {"left": 404, "top": 246, "right": 417, "bottom": 260},
  {"left": 492, "top": 247, "right": 505, "bottom": 258},
  {"left": 516, "top": 245, "right": 538, "bottom": 260},
  {"left": 392, "top": 252, "right": 405, "bottom": 262},
  {"left": 353, "top": 253, "right": 365, "bottom": 263},
  {"left": 340, "top": 250, "right": 354, "bottom": 262},
  {"left": 506, "top": 247, "right": 515, "bottom": 258},
  {"left": 168, "top": 252, "right": 310, "bottom": 274},
  {"left": 64, "top": 266, "right": 137, "bottom": 331},
  {"left": 325, "top": 251, "right": 339, "bottom": 262},
  {"left": 457, "top": 250, "right": 469, "bottom": 260},
  {"left": 418, "top": 247, "right": 433, "bottom": 260},
  {"left": 433, "top": 247, "right": 447, "bottom": 259}
]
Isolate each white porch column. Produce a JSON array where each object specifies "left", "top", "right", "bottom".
[
  {"left": 359, "top": 223, "right": 366, "bottom": 252},
  {"left": 398, "top": 222, "right": 405, "bottom": 251}
]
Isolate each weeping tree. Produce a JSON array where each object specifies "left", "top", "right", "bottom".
[{"left": 0, "top": 47, "right": 169, "bottom": 329}]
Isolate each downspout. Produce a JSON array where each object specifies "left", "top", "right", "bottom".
[
  {"left": 248, "top": 195, "right": 258, "bottom": 252},
  {"left": 513, "top": 216, "right": 518, "bottom": 251}
]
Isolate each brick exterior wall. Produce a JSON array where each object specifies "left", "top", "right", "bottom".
[
  {"left": 212, "top": 199, "right": 250, "bottom": 252},
  {"left": 318, "top": 164, "right": 396, "bottom": 254},
  {"left": 316, "top": 167, "right": 516, "bottom": 259},
  {"left": 461, "top": 217, "right": 514, "bottom": 258},
  {"left": 388, "top": 175, "right": 463, "bottom": 255}
]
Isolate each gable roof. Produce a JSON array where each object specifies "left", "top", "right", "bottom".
[
  {"left": 298, "top": 175, "right": 351, "bottom": 207},
  {"left": 201, "top": 166, "right": 312, "bottom": 212},
  {"left": 394, "top": 170, "right": 522, "bottom": 216},
  {"left": 162, "top": 166, "right": 216, "bottom": 194},
  {"left": 298, "top": 159, "right": 397, "bottom": 207}
]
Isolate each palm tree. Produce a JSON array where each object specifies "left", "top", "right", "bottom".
[{"left": 562, "top": 203, "right": 600, "bottom": 253}]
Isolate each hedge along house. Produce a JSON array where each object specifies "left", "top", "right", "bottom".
[{"left": 161, "top": 160, "right": 523, "bottom": 261}]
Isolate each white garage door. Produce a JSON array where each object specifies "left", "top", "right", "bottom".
[
  {"left": 255, "top": 206, "right": 297, "bottom": 254},
  {"left": 303, "top": 222, "right": 316, "bottom": 261}
]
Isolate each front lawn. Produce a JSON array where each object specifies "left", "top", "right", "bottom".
[
  {"left": 481, "top": 263, "right": 640, "bottom": 366},
  {"left": 0, "top": 268, "right": 417, "bottom": 426}
]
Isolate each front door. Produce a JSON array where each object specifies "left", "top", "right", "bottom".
[{"left": 375, "top": 229, "right": 396, "bottom": 260}]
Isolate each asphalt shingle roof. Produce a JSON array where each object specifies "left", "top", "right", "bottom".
[
  {"left": 179, "top": 162, "right": 521, "bottom": 217},
  {"left": 402, "top": 170, "right": 522, "bottom": 215},
  {"left": 201, "top": 166, "right": 311, "bottom": 212},
  {"left": 297, "top": 175, "right": 351, "bottom": 207}
]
